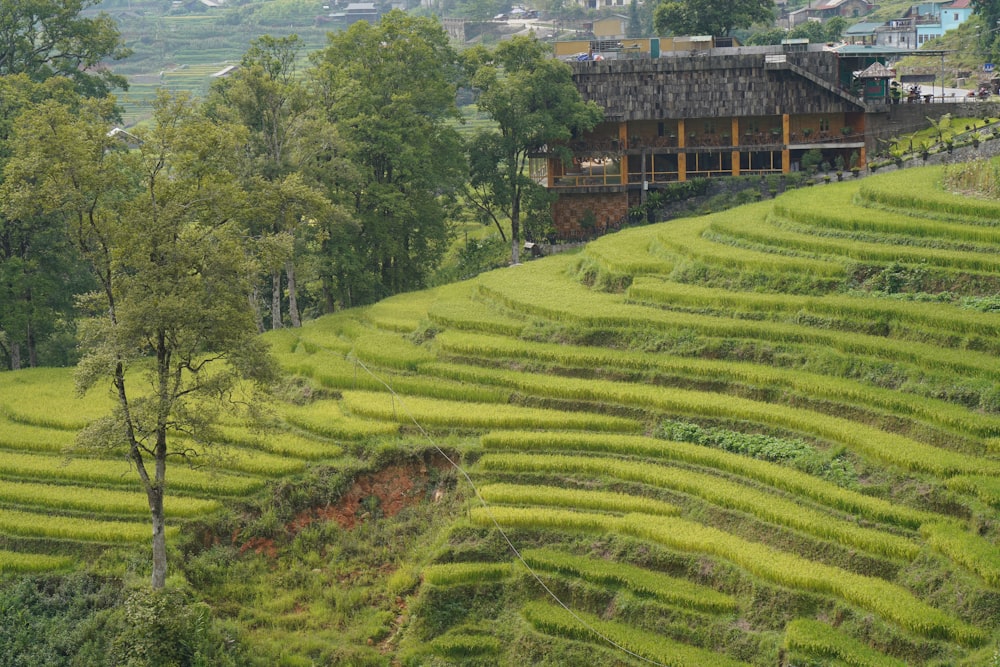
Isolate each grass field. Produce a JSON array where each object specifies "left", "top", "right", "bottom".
[{"left": 5, "top": 161, "right": 1000, "bottom": 665}]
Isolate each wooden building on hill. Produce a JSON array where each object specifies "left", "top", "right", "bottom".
[{"left": 540, "top": 44, "right": 873, "bottom": 238}]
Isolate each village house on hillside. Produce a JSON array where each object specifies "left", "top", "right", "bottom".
[
  {"left": 539, "top": 40, "right": 898, "bottom": 238},
  {"left": 874, "top": 0, "right": 973, "bottom": 48}
]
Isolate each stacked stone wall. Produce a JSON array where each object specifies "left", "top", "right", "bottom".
[{"left": 552, "top": 191, "right": 629, "bottom": 239}]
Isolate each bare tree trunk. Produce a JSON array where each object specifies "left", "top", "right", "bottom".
[
  {"left": 148, "top": 484, "right": 167, "bottom": 590},
  {"left": 250, "top": 286, "right": 265, "bottom": 334},
  {"left": 10, "top": 342, "right": 20, "bottom": 371},
  {"left": 26, "top": 321, "right": 37, "bottom": 368},
  {"left": 510, "top": 201, "right": 521, "bottom": 265},
  {"left": 271, "top": 269, "right": 283, "bottom": 329},
  {"left": 285, "top": 261, "right": 300, "bottom": 327},
  {"left": 321, "top": 274, "right": 336, "bottom": 314}
]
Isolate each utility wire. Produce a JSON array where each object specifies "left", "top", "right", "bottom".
[{"left": 349, "top": 355, "right": 670, "bottom": 667}]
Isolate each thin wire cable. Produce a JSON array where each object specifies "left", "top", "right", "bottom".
[{"left": 349, "top": 356, "right": 669, "bottom": 667}]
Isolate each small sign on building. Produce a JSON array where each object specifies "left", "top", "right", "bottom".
[{"left": 985, "top": 63, "right": 995, "bottom": 73}]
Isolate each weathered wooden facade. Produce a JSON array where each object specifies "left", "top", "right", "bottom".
[{"left": 544, "top": 47, "right": 869, "bottom": 238}]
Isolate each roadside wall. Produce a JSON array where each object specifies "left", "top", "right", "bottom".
[{"left": 866, "top": 101, "right": 1000, "bottom": 155}]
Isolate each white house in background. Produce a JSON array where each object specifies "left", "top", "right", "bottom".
[{"left": 876, "top": 0, "right": 974, "bottom": 48}]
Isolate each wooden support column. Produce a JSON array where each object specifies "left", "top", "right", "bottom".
[
  {"left": 858, "top": 116, "right": 866, "bottom": 168},
  {"left": 782, "top": 113, "right": 791, "bottom": 174},
  {"left": 619, "top": 122, "right": 630, "bottom": 183},
  {"left": 677, "top": 119, "right": 686, "bottom": 181},
  {"left": 731, "top": 117, "right": 740, "bottom": 176}
]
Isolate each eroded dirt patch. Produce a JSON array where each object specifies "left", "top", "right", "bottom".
[{"left": 290, "top": 451, "right": 453, "bottom": 532}]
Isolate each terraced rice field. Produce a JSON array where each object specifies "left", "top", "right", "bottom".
[{"left": 5, "top": 163, "right": 1000, "bottom": 664}]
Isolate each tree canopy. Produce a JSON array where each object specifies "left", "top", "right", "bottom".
[
  {"left": 654, "top": 0, "right": 775, "bottom": 37},
  {"left": 310, "top": 11, "right": 466, "bottom": 306},
  {"left": 2, "top": 90, "right": 276, "bottom": 589},
  {"left": 466, "top": 36, "right": 602, "bottom": 264},
  {"left": 0, "top": 0, "right": 130, "bottom": 97}
]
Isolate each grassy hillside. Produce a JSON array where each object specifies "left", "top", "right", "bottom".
[{"left": 4, "top": 164, "right": 1000, "bottom": 664}]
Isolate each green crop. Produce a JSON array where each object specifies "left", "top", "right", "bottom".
[
  {"left": 427, "top": 361, "right": 991, "bottom": 475},
  {"left": 0, "top": 549, "right": 74, "bottom": 573},
  {"left": 784, "top": 619, "right": 907, "bottom": 667},
  {"left": 422, "top": 562, "right": 513, "bottom": 586},
  {"left": 522, "top": 600, "right": 750, "bottom": 667},
  {"left": 341, "top": 390, "right": 644, "bottom": 433},
  {"left": 437, "top": 331, "right": 1000, "bottom": 438},
  {"left": 0, "top": 508, "right": 176, "bottom": 544},
  {"left": 480, "top": 431, "right": 933, "bottom": 527},
  {"left": 0, "top": 451, "right": 264, "bottom": 496},
  {"left": 710, "top": 214, "right": 1000, "bottom": 273},
  {"left": 477, "top": 452, "right": 919, "bottom": 559},
  {"left": 521, "top": 547, "right": 737, "bottom": 612},
  {"left": 0, "top": 479, "right": 219, "bottom": 518},
  {"left": 946, "top": 475, "right": 1000, "bottom": 507},
  {"left": 478, "top": 483, "right": 681, "bottom": 518},
  {"left": 921, "top": 521, "right": 1000, "bottom": 587}
]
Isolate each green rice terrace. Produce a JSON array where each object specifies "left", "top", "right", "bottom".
[{"left": 5, "top": 163, "right": 1000, "bottom": 665}]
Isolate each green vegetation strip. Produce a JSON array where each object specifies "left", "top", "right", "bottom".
[
  {"left": 0, "top": 418, "right": 75, "bottom": 453},
  {"left": 0, "top": 369, "right": 114, "bottom": 430},
  {"left": 653, "top": 208, "right": 846, "bottom": 276},
  {"left": 0, "top": 550, "right": 74, "bottom": 573},
  {"left": 215, "top": 425, "right": 342, "bottom": 460},
  {"left": 350, "top": 329, "right": 436, "bottom": 371},
  {"left": 711, "top": 214, "right": 1000, "bottom": 273},
  {"left": 0, "top": 479, "right": 219, "bottom": 517},
  {"left": 783, "top": 619, "right": 907, "bottom": 667},
  {"left": 473, "top": 258, "right": 999, "bottom": 379},
  {"left": 340, "top": 390, "right": 643, "bottom": 433},
  {"left": 0, "top": 451, "right": 264, "bottom": 496},
  {"left": 281, "top": 346, "right": 509, "bottom": 404},
  {"left": 363, "top": 290, "right": 436, "bottom": 333},
  {"left": 946, "top": 475, "right": 1000, "bottom": 508},
  {"left": 480, "top": 431, "right": 932, "bottom": 527},
  {"left": 422, "top": 562, "right": 513, "bottom": 586},
  {"left": 430, "top": 631, "right": 501, "bottom": 658},
  {"left": 427, "top": 362, "right": 990, "bottom": 476},
  {"left": 426, "top": 296, "right": 526, "bottom": 337},
  {"left": 574, "top": 223, "right": 674, "bottom": 282},
  {"left": 0, "top": 508, "right": 175, "bottom": 544},
  {"left": 921, "top": 522, "right": 1000, "bottom": 587},
  {"left": 437, "top": 331, "right": 999, "bottom": 438},
  {"left": 477, "top": 453, "right": 918, "bottom": 559},
  {"left": 471, "top": 507, "right": 983, "bottom": 644},
  {"left": 521, "top": 547, "right": 737, "bottom": 612},
  {"left": 628, "top": 277, "right": 1000, "bottom": 343},
  {"left": 773, "top": 185, "right": 1000, "bottom": 245},
  {"left": 281, "top": 401, "right": 401, "bottom": 441},
  {"left": 478, "top": 483, "right": 681, "bottom": 517},
  {"left": 522, "top": 600, "right": 750, "bottom": 667},
  {"left": 859, "top": 167, "right": 1000, "bottom": 221}
]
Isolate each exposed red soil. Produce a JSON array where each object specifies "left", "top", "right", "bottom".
[{"left": 229, "top": 452, "right": 453, "bottom": 557}]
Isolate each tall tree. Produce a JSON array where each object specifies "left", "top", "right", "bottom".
[
  {"left": 466, "top": 36, "right": 602, "bottom": 264},
  {"left": 2, "top": 91, "right": 276, "bottom": 590},
  {"left": 654, "top": 0, "right": 774, "bottom": 37},
  {"left": 309, "top": 11, "right": 465, "bottom": 307},
  {"left": 971, "top": 4, "right": 1000, "bottom": 59},
  {"left": 0, "top": 0, "right": 130, "bottom": 97},
  {"left": 207, "top": 35, "right": 325, "bottom": 330},
  {"left": 0, "top": 0, "right": 128, "bottom": 369},
  {"left": 0, "top": 76, "right": 101, "bottom": 369}
]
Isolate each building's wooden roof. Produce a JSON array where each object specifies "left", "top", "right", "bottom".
[{"left": 570, "top": 52, "right": 866, "bottom": 122}]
